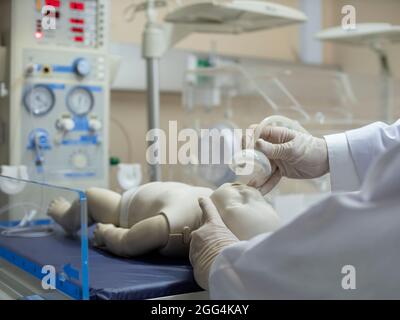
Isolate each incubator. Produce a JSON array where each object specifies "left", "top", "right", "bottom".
[
  {"left": 0, "top": 175, "right": 205, "bottom": 300},
  {"left": 0, "top": 175, "right": 88, "bottom": 299}
]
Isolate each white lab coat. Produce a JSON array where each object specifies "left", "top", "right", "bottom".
[{"left": 209, "top": 120, "right": 400, "bottom": 299}]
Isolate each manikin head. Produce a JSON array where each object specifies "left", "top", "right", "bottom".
[{"left": 210, "top": 183, "right": 280, "bottom": 240}]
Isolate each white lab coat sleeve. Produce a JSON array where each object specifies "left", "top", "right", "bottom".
[
  {"left": 345, "top": 120, "right": 400, "bottom": 183},
  {"left": 324, "top": 119, "right": 400, "bottom": 192},
  {"left": 324, "top": 132, "right": 360, "bottom": 192}
]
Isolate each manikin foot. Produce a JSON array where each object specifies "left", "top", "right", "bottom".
[
  {"left": 92, "top": 223, "right": 115, "bottom": 248},
  {"left": 47, "top": 197, "right": 81, "bottom": 235}
]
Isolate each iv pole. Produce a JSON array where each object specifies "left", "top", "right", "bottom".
[
  {"left": 143, "top": 0, "right": 162, "bottom": 181},
  {"left": 141, "top": 1, "right": 192, "bottom": 181}
]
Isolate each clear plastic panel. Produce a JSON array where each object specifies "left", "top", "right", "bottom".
[
  {"left": 0, "top": 175, "right": 88, "bottom": 300},
  {"left": 177, "top": 61, "right": 400, "bottom": 224},
  {"left": 393, "top": 78, "right": 400, "bottom": 121},
  {"left": 183, "top": 62, "right": 399, "bottom": 125},
  {"left": 179, "top": 61, "right": 400, "bottom": 188},
  {"left": 343, "top": 73, "right": 400, "bottom": 124}
]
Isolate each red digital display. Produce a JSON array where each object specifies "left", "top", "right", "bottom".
[
  {"left": 45, "top": 0, "right": 60, "bottom": 7},
  {"left": 71, "top": 27, "right": 84, "bottom": 33},
  {"left": 70, "top": 2, "right": 85, "bottom": 10},
  {"left": 74, "top": 36, "right": 84, "bottom": 42},
  {"left": 70, "top": 18, "right": 85, "bottom": 24}
]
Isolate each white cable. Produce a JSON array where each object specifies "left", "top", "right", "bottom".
[{"left": 0, "top": 203, "right": 54, "bottom": 238}]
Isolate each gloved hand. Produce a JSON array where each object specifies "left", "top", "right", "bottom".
[
  {"left": 189, "top": 197, "right": 239, "bottom": 290},
  {"left": 245, "top": 125, "right": 329, "bottom": 195}
]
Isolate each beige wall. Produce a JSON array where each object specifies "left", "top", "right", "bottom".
[{"left": 109, "top": 91, "right": 183, "bottom": 189}]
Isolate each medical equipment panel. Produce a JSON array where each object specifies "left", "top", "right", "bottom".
[
  {"left": 33, "top": 0, "right": 102, "bottom": 48},
  {"left": 0, "top": 0, "right": 110, "bottom": 189}
]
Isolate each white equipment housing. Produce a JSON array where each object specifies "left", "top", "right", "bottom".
[
  {"left": 0, "top": 0, "right": 110, "bottom": 189},
  {"left": 165, "top": 0, "right": 307, "bottom": 33},
  {"left": 315, "top": 23, "right": 400, "bottom": 46}
]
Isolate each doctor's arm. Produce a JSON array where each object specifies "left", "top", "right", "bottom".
[
  {"left": 327, "top": 119, "right": 400, "bottom": 191},
  {"left": 196, "top": 141, "right": 400, "bottom": 299},
  {"left": 201, "top": 190, "right": 400, "bottom": 298},
  {"left": 253, "top": 119, "right": 400, "bottom": 193}
]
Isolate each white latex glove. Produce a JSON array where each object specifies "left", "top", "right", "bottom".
[
  {"left": 249, "top": 126, "right": 329, "bottom": 194},
  {"left": 189, "top": 197, "right": 239, "bottom": 290}
]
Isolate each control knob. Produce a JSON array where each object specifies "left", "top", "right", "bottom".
[
  {"left": 74, "top": 58, "right": 91, "bottom": 77},
  {"left": 56, "top": 118, "right": 75, "bottom": 132},
  {"left": 89, "top": 118, "right": 102, "bottom": 132}
]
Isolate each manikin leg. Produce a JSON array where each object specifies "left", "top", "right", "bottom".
[
  {"left": 47, "top": 197, "right": 84, "bottom": 235},
  {"left": 93, "top": 215, "right": 169, "bottom": 257},
  {"left": 48, "top": 187, "right": 121, "bottom": 234},
  {"left": 48, "top": 187, "right": 170, "bottom": 256},
  {"left": 86, "top": 188, "right": 121, "bottom": 225}
]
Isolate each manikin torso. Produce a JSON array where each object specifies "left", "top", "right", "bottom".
[{"left": 120, "top": 182, "right": 280, "bottom": 256}]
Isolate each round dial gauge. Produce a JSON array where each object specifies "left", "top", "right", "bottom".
[
  {"left": 67, "top": 87, "right": 94, "bottom": 116},
  {"left": 24, "top": 85, "right": 55, "bottom": 116},
  {"left": 71, "top": 151, "right": 89, "bottom": 169}
]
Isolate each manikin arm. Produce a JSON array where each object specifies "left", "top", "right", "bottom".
[{"left": 93, "top": 214, "right": 169, "bottom": 257}]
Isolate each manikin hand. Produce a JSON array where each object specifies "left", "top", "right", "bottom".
[
  {"left": 189, "top": 198, "right": 239, "bottom": 290},
  {"left": 244, "top": 125, "right": 329, "bottom": 194}
]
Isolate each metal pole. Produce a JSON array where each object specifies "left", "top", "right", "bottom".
[{"left": 146, "top": 57, "right": 162, "bottom": 181}]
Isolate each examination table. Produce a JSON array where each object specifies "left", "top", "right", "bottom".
[{"left": 0, "top": 223, "right": 202, "bottom": 300}]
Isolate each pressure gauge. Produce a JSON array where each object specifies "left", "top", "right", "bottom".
[
  {"left": 70, "top": 151, "right": 89, "bottom": 169},
  {"left": 24, "top": 85, "right": 55, "bottom": 116},
  {"left": 67, "top": 87, "right": 94, "bottom": 116}
]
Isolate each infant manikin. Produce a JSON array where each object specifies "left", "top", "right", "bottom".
[{"left": 48, "top": 182, "right": 280, "bottom": 257}]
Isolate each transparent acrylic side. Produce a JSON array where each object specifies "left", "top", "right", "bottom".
[
  {"left": 183, "top": 63, "right": 399, "bottom": 127},
  {"left": 179, "top": 63, "right": 400, "bottom": 188},
  {"left": 0, "top": 175, "right": 88, "bottom": 300},
  {"left": 393, "top": 78, "right": 400, "bottom": 122}
]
